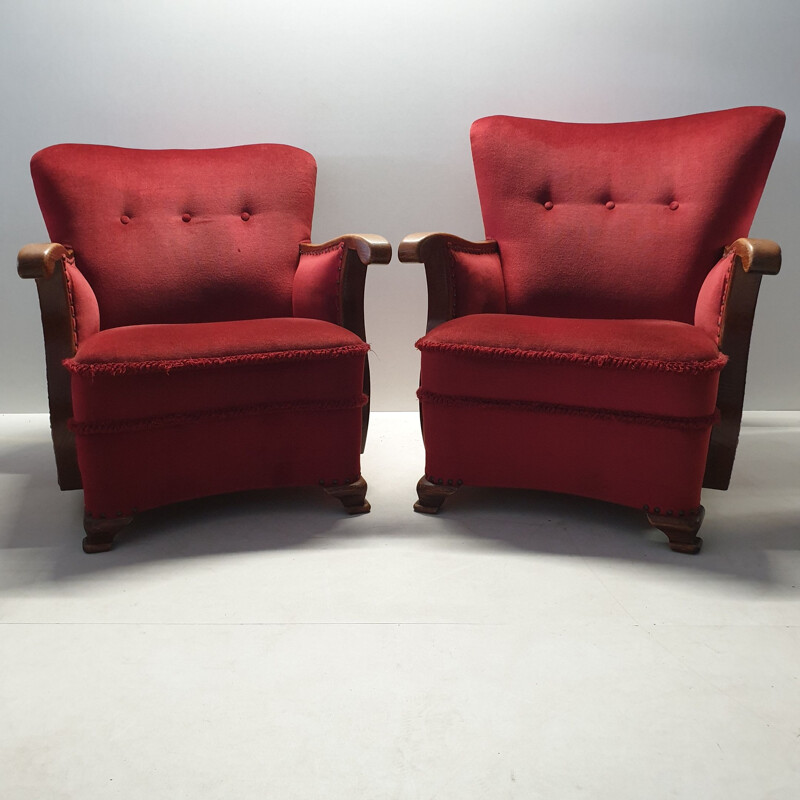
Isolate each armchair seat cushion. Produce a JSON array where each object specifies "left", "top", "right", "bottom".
[
  {"left": 417, "top": 314, "right": 725, "bottom": 422},
  {"left": 67, "top": 317, "right": 369, "bottom": 428}
]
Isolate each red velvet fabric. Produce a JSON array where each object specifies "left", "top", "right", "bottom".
[
  {"left": 448, "top": 245, "right": 506, "bottom": 316},
  {"left": 417, "top": 312, "right": 725, "bottom": 512},
  {"left": 31, "top": 143, "right": 316, "bottom": 329},
  {"left": 420, "top": 403, "right": 710, "bottom": 514},
  {"left": 470, "top": 108, "right": 784, "bottom": 322},
  {"left": 77, "top": 411, "right": 365, "bottom": 518},
  {"left": 418, "top": 314, "right": 724, "bottom": 420},
  {"left": 694, "top": 252, "right": 735, "bottom": 343},
  {"left": 292, "top": 242, "right": 345, "bottom": 324},
  {"left": 64, "top": 260, "right": 100, "bottom": 346},
  {"left": 68, "top": 318, "right": 368, "bottom": 516}
]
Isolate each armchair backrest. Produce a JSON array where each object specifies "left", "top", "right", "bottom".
[
  {"left": 470, "top": 107, "right": 784, "bottom": 322},
  {"left": 31, "top": 143, "right": 316, "bottom": 329}
]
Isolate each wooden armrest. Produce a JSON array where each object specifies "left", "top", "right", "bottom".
[
  {"left": 300, "top": 234, "right": 392, "bottom": 265},
  {"left": 703, "top": 236, "right": 782, "bottom": 491},
  {"left": 724, "top": 238, "right": 781, "bottom": 275},
  {"left": 17, "top": 242, "right": 81, "bottom": 490},
  {"left": 18, "top": 243, "right": 70, "bottom": 280},
  {"left": 398, "top": 232, "right": 498, "bottom": 263}
]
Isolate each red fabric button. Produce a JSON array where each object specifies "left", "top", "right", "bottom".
[
  {"left": 181, "top": 213, "right": 191, "bottom": 222},
  {"left": 543, "top": 201, "right": 554, "bottom": 210},
  {"left": 120, "top": 215, "right": 130, "bottom": 224},
  {"left": 605, "top": 201, "right": 615, "bottom": 210},
  {"left": 241, "top": 212, "right": 250, "bottom": 221},
  {"left": 669, "top": 201, "right": 680, "bottom": 210}
]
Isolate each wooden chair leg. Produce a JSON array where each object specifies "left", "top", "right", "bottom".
[
  {"left": 646, "top": 506, "right": 705, "bottom": 554},
  {"left": 413, "top": 476, "right": 459, "bottom": 514},
  {"left": 324, "top": 476, "right": 370, "bottom": 514},
  {"left": 83, "top": 513, "right": 133, "bottom": 554}
]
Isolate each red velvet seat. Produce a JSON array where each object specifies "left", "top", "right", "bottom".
[
  {"left": 400, "top": 107, "right": 785, "bottom": 553},
  {"left": 19, "top": 143, "right": 391, "bottom": 552}
]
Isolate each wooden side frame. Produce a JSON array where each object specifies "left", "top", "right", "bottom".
[
  {"left": 17, "top": 243, "right": 82, "bottom": 490},
  {"left": 703, "top": 237, "right": 782, "bottom": 490},
  {"left": 300, "top": 234, "right": 391, "bottom": 452},
  {"left": 398, "top": 232, "right": 499, "bottom": 332}
]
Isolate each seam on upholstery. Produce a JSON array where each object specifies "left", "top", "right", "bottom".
[
  {"left": 70, "top": 393, "right": 369, "bottom": 436},
  {"left": 65, "top": 343, "right": 369, "bottom": 377},
  {"left": 416, "top": 340, "right": 726, "bottom": 373},
  {"left": 417, "top": 388, "right": 720, "bottom": 430},
  {"left": 63, "top": 255, "right": 79, "bottom": 351},
  {"left": 336, "top": 247, "right": 343, "bottom": 326},
  {"left": 715, "top": 254, "right": 735, "bottom": 345},
  {"left": 448, "top": 248, "right": 458, "bottom": 318}
]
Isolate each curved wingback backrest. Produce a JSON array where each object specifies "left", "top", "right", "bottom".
[
  {"left": 31, "top": 143, "right": 316, "bottom": 329},
  {"left": 471, "top": 107, "right": 784, "bottom": 322}
]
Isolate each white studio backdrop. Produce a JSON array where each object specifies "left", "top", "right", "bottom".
[{"left": 1, "top": 0, "right": 798, "bottom": 411}]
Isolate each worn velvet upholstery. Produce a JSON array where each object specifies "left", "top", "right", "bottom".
[
  {"left": 470, "top": 108, "right": 784, "bottom": 322},
  {"left": 32, "top": 143, "right": 316, "bottom": 329},
  {"left": 30, "top": 143, "right": 369, "bottom": 527},
  {"left": 417, "top": 107, "right": 784, "bottom": 527}
]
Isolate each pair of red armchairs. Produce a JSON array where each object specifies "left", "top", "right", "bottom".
[{"left": 19, "top": 106, "right": 784, "bottom": 554}]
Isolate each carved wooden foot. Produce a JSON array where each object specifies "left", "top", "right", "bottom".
[
  {"left": 647, "top": 506, "right": 705, "bottom": 554},
  {"left": 324, "top": 476, "right": 371, "bottom": 514},
  {"left": 413, "top": 476, "right": 460, "bottom": 514},
  {"left": 82, "top": 513, "right": 133, "bottom": 554}
]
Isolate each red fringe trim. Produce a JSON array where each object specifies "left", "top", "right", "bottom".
[
  {"left": 417, "top": 389, "right": 720, "bottom": 430},
  {"left": 65, "top": 343, "right": 369, "bottom": 377},
  {"left": 416, "top": 340, "right": 726, "bottom": 374},
  {"left": 70, "top": 394, "right": 369, "bottom": 436},
  {"left": 715, "top": 253, "right": 735, "bottom": 345}
]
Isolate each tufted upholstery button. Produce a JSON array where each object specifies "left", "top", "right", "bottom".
[
  {"left": 181, "top": 213, "right": 191, "bottom": 222},
  {"left": 120, "top": 215, "right": 130, "bottom": 224},
  {"left": 543, "top": 201, "right": 554, "bottom": 210},
  {"left": 669, "top": 201, "right": 680, "bottom": 210},
  {"left": 240, "top": 211, "right": 250, "bottom": 221},
  {"left": 605, "top": 200, "right": 615, "bottom": 210}
]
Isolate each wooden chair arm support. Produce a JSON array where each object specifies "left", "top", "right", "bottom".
[
  {"left": 398, "top": 232, "right": 498, "bottom": 263},
  {"left": 703, "top": 237, "right": 782, "bottom": 490},
  {"left": 724, "top": 237, "right": 781, "bottom": 275},
  {"left": 18, "top": 242, "right": 70, "bottom": 280},
  {"left": 300, "top": 234, "right": 392, "bottom": 265},
  {"left": 17, "top": 242, "right": 82, "bottom": 490}
]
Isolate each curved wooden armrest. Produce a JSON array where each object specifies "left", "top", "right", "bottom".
[
  {"left": 18, "top": 242, "right": 70, "bottom": 280},
  {"left": 17, "top": 242, "right": 81, "bottom": 490},
  {"left": 703, "top": 236, "right": 782, "bottom": 491},
  {"left": 398, "top": 232, "right": 498, "bottom": 263},
  {"left": 724, "top": 237, "right": 781, "bottom": 275},
  {"left": 300, "top": 234, "right": 392, "bottom": 265}
]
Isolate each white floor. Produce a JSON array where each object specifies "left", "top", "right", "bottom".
[{"left": 0, "top": 412, "right": 798, "bottom": 799}]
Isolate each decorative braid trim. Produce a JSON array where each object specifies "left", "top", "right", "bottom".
[
  {"left": 62, "top": 255, "right": 80, "bottom": 351},
  {"left": 417, "top": 389, "right": 720, "bottom": 430},
  {"left": 70, "top": 393, "right": 369, "bottom": 436},
  {"left": 715, "top": 253, "right": 735, "bottom": 345},
  {"left": 300, "top": 242, "right": 346, "bottom": 256},
  {"left": 65, "top": 343, "right": 369, "bottom": 377},
  {"left": 416, "top": 340, "right": 727, "bottom": 374}
]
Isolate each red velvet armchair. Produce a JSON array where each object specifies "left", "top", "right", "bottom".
[
  {"left": 400, "top": 107, "right": 784, "bottom": 553},
  {"left": 19, "top": 143, "right": 390, "bottom": 552}
]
